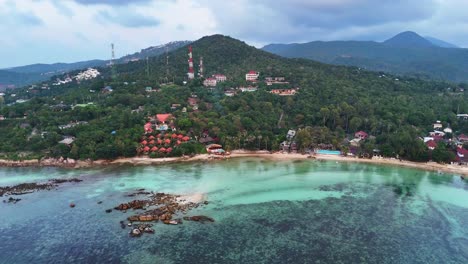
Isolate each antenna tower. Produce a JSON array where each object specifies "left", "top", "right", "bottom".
[
  {"left": 110, "top": 43, "right": 117, "bottom": 81},
  {"left": 187, "top": 46, "right": 195, "bottom": 80},
  {"left": 199, "top": 56, "right": 204, "bottom": 78}
]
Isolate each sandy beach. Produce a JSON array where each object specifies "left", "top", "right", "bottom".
[{"left": 1, "top": 152, "right": 467, "bottom": 176}]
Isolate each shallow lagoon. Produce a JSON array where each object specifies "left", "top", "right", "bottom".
[{"left": 0, "top": 158, "right": 467, "bottom": 263}]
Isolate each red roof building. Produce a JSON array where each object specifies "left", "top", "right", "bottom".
[
  {"left": 159, "top": 147, "right": 166, "bottom": 153},
  {"left": 246, "top": 71, "right": 259, "bottom": 81},
  {"left": 151, "top": 146, "right": 158, "bottom": 152},
  {"left": 426, "top": 140, "right": 437, "bottom": 150},
  {"left": 141, "top": 140, "right": 148, "bottom": 145},
  {"left": 182, "top": 136, "right": 190, "bottom": 141},
  {"left": 156, "top": 114, "right": 172, "bottom": 123},
  {"left": 149, "top": 140, "right": 155, "bottom": 145},
  {"left": 455, "top": 147, "right": 468, "bottom": 164},
  {"left": 459, "top": 134, "right": 468, "bottom": 142},
  {"left": 144, "top": 122, "right": 153, "bottom": 133},
  {"left": 213, "top": 74, "right": 227, "bottom": 82},
  {"left": 354, "top": 131, "right": 369, "bottom": 140},
  {"left": 164, "top": 139, "right": 171, "bottom": 144},
  {"left": 143, "top": 146, "right": 150, "bottom": 152}
]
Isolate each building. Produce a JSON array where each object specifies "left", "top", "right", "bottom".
[
  {"left": 455, "top": 147, "right": 468, "bottom": 165},
  {"left": 429, "top": 131, "right": 445, "bottom": 137},
  {"left": 224, "top": 90, "right": 236, "bottom": 97},
  {"left": 213, "top": 74, "right": 227, "bottom": 82},
  {"left": 265, "top": 77, "right": 288, "bottom": 85},
  {"left": 246, "top": 71, "right": 259, "bottom": 81},
  {"left": 426, "top": 140, "right": 437, "bottom": 150},
  {"left": 203, "top": 78, "right": 217, "bottom": 87},
  {"left": 458, "top": 134, "right": 468, "bottom": 142},
  {"left": 286, "top": 130, "right": 296, "bottom": 140},
  {"left": 239, "top": 86, "right": 258, "bottom": 92},
  {"left": 433, "top": 121, "right": 443, "bottom": 130},
  {"left": 355, "top": 131, "right": 369, "bottom": 140},
  {"left": 456, "top": 114, "right": 468, "bottom": 120},
  {"left": 270, "top": 89, "right": 297, "bottom": 96},
  {"left": 443, "top": 127, "right": 453, "bottom": 134}
]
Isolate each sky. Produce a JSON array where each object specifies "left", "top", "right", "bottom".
[{"left": 1, "top": 0, "right": 468, "bottom": 68}]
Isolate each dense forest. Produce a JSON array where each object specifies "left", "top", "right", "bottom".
[{"left": 0, "top": 35, "right": 467, "bottom": 163}]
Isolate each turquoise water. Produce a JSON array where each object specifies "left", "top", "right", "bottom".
[
  {"left": 316, "top": 150, "right": 341, "bottom": 155},
  {"left": 0, "top": 159, "right": 467, "bottom": 263}
]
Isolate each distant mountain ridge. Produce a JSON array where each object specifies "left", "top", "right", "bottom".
[
  {"left": 0, "top": 41, "right": 192, "bottom": 88},
  {"left": 262, "top": 31, "right": 468, "bottom": 82},
  {"left": 383, "top": 31, "right": 435, "bottom": 48}
]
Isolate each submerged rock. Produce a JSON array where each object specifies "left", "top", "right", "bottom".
[{"left": 183, "top": 215, "right": 215, "bottom": 223}]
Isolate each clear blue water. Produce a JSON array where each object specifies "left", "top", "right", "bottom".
[
  {"left": 0, "top": 159, "right": 467, "bottom": 263},
  {"left": 316, "top": 149, "right": 341, "bottom": 155}
]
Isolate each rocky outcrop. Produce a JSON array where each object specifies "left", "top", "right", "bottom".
[{"left": 111, "top": 191, "right": 214, "bottom": 237}]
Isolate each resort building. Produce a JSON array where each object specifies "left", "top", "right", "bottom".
[
  {"left": 213, "top": 74, "right": 227, "bottom": 82},
  {"left": 354, "top": 131, "right": 369, "bottom": 140},
  {"left": 270, "top": 88, "right": 297, "bottom": 96},
  {"left": 246, "top": 71, "right": 260, "bottom": 81},
  {"left": 433, "top": 121, "right": 443, "bottom": 130},
  {"left": 239, "top": 86, "right": 258, "bottom": 92},
  {"left": 203, "top": 78, "right": 217, "bottom": 87}
]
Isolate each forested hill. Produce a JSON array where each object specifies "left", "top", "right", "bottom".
[
  {"left": 0, "top": 34, "right": 467, "bottom": 162},
  {"left": 262, "top": 33, "right": 468, "bottom": 83}
]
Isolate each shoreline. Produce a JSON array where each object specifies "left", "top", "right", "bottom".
[{"left": 0, "top": 151, "right": 467, "bottom": 176}]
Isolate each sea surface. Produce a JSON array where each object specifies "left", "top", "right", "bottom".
[{"left": 0, "top": 158, "right": 467, "bottom": 264}]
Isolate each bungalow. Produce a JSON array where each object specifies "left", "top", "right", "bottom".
[
  {"left": 239, "top": 86, "right": 258, "bottom": 92},
  {"left": 224, "top": 90, "right": 236, "bottom": 97},
  {"left": 203, "top": 78, "right": 217, "bottom": 87},
  {"left": 433, "top": 121, "right": 443, "bottom": 130},
  {"left": 456, "top": 114, "right": 468, "bottom": 120},
  {"left": 213, "top": 74, "right": 227, "bottom": 82},
  {"left": 443, "top": 127, "right": 453, "bottom": 134},
  {"left": 355, "top": 131, "right": 369, "bottom": 140},
  {"left": 246, "top": 71, "right": 259, "bottom": 81},
  {"left": 206, "top": 144, "right": 225, "bottom": 155},
  {"left": 280, "top": 141, "right": 298, "bottom": 152},
  {"left": 265, "top": 77, "right": 289, "bottom": 85},
  {"left": 429, "top": 131, "right": 445, "bottom": 137},
  {"left": 455, "top": 147, "right": 468, "bottom": 165},
  {"left": 286, "top": 130, "right": 296, "bottom": 140},
  {"left": 426, "top": 140, "right": 437, "bottom": 150},
  {"left": 270, "top": 88, "right": 297, "bottom": 96},
  {"left": 58, "top": 136, "right": 75, "bottom": 145},
  {"left": 458, "top": 134, "right": 468, "bottom": 142}
]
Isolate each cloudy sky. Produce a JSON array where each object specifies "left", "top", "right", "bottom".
[{"left": 1, "top": 0, "right": 467, "bottom": 68}]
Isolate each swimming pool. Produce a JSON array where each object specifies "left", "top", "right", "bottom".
[{"left": 316, "top": 149, "right": 341, "bottom": 155}]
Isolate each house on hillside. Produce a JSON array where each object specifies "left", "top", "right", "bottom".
[
  {"left": 433, "top": 121, "right": 443, "bottom": 130},
  {"left": 270, "top": 88, "right": 297, "bottom": 96},
  {"left": 458, "top": 134, "right": 468, "bottom": 142},
  {"left": 239, "top": 86, "right": 258, "bottom": 92},
  {"left": 429, "top": 131, "right": 445, "bottom": 137},
  {"left": 246, "top": 71, "right": 259, "bottom": 81},
  {"left": 287, "top": 130, "right": 296, "bottom": 140},
  {"left": 443, "top": 126, "right": 453, "bottom": 134},
  {"left": 426, "top": 140, "right": 437, "bottom": 150},
  {"left": 456, "top": 114, "right": 468, "bottom": 120},
  {"left": 155, "top": 114, "right": 173, "bottom": 131},
  {"left": 213, "top": 74, "right": 227, "bottom": 82},
  {"left": 455, "top": 147, "right": 468, "bottom": 165},
  {"left": 354, "top": 131, "right": 369, "bottom": 140},
  {"left": 203, "top": 78, "right": 217, "bottom": 87}
]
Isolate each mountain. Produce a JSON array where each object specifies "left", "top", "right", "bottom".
[
  {"left": 262, "top": 32, "right": 468, "bottom": 83},
  {"left": 0, "top": 41, "right": 192, "bottom": 88},
  {"left": 383, "top": 31, "right": 435, "bottom": 48},
  {"left": 424, "top": 36, "right": 459, "bottom": 48}
]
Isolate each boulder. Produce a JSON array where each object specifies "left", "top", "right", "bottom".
[{"left": 130, "top": 228, "right": 141, "bottom": 237}]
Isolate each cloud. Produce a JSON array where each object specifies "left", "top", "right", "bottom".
[
  {"left": 199, "top": 0, "right": 439, "bottom": 44},
  {"left": 95, "top": 9, "right": 160, "bottom": 27},
  {"left": 0, "top": 1, "right": 43, "bottom": 27},
  {"left": 72, "top": 0, "right": 153, "bottom": 5}
]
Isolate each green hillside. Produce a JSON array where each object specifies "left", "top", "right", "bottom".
[
  {"left": 263, "top": 33, "right": 468, "bottom": 83},
  {"left": 0, "top": 34, "right": 467, "bottom": 162}
]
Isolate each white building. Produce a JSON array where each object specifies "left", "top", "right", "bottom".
[
  {"left": 246, "top": 71, "right": 259, "bottom": 81},
  {"left": 239, "top": 86, "right": 258, "bottom": 92},
  {"left": 203, "top": 78, "right": 217, "bottom": 87},
  {"left": 213, "top": 74, "right": 227, "bottom": 82},
  {"left": 433, "top": 121, "right": 443, "bottom": 130}
]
